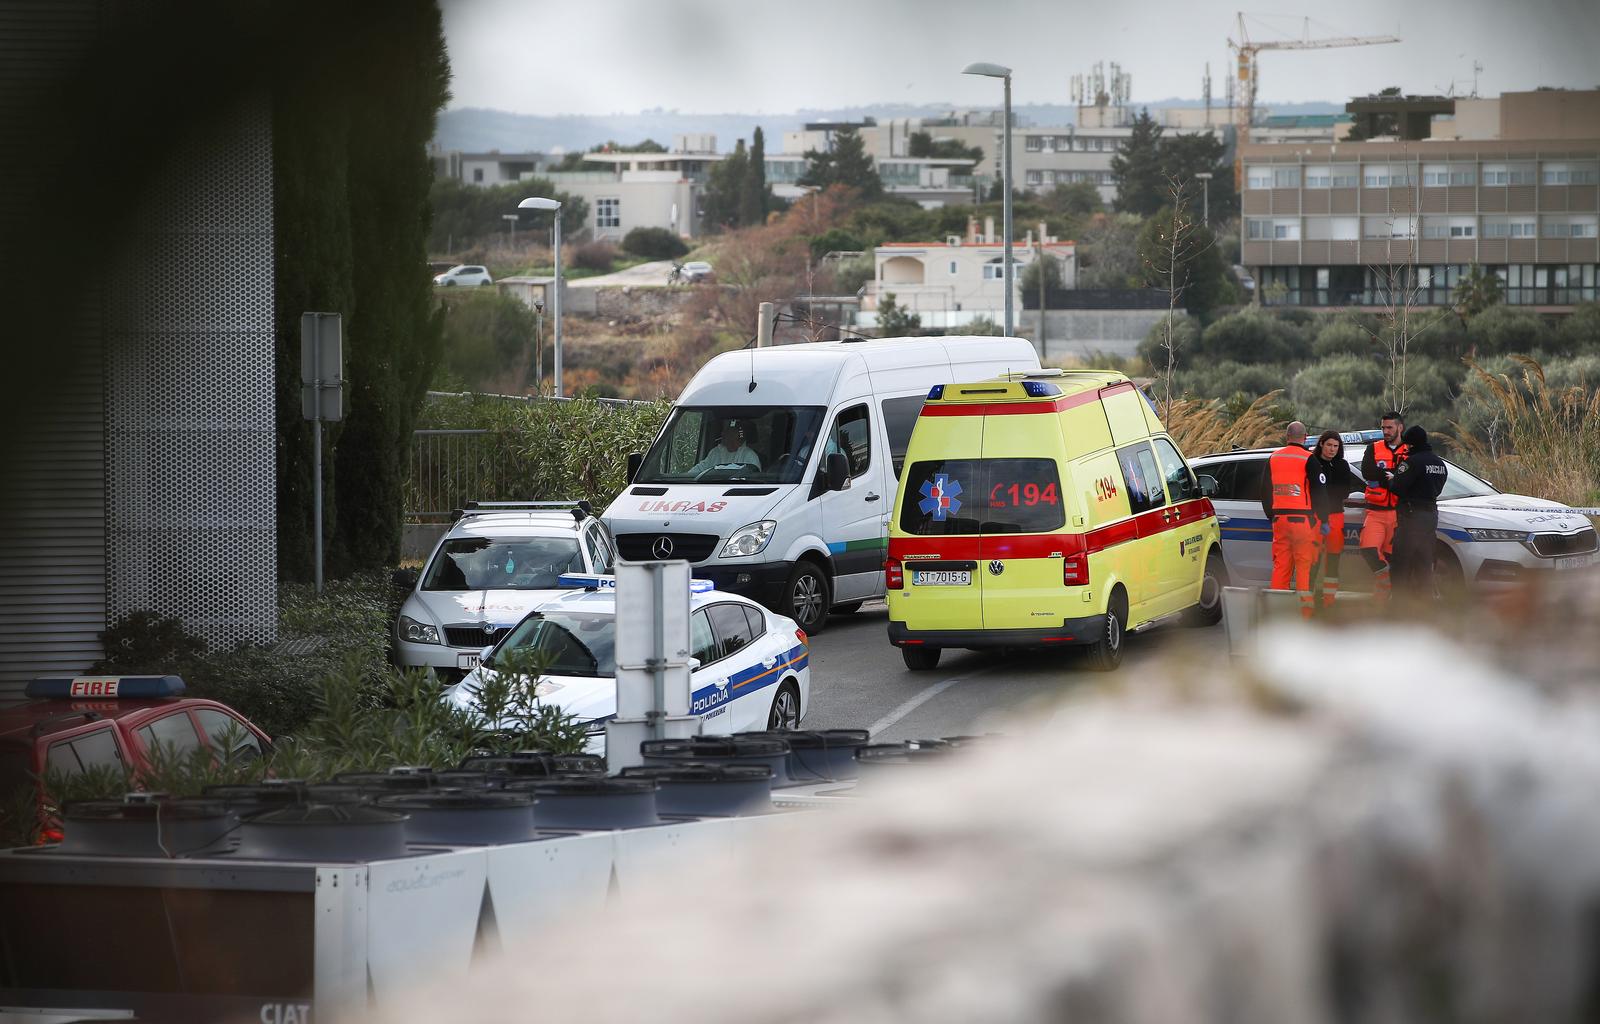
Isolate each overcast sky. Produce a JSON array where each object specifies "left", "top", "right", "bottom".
[{"left": 441, "top": 0, "right": 1600, "bottom": 115}]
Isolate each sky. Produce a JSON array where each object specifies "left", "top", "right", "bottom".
[{"left": 440, "top": 0, "right": 1600, "bottom": 115}]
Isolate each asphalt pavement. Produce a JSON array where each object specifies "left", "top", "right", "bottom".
[{"left": 800, "top": 601, "right": 1231, "bottom": 742}]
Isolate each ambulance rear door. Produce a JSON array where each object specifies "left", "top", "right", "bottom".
[
  {"left": 896, "top": 426, "right": 987, "bottom": 632},
  {"left": 977, "top": 411, "right": 1072, "bottom": 633}
]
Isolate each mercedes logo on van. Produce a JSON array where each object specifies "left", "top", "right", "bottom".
[
  {"left": 652, "top": 536, "right": 675, "bottom": 559},
  {"left": 988, "top": 560, "right": 1005, "bottom": 576}
]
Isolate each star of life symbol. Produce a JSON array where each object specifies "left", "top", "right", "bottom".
[{"left": 918, "top": 474, "right": 962, "bottom": 521}]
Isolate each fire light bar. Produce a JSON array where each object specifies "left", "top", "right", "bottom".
[{"left": 26, "top": 675, "right": 187, "bottom": 700}]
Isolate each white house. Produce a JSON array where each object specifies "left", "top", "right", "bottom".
[{"left": 859, "top": 219, "right": 1076, "bottom": 330}]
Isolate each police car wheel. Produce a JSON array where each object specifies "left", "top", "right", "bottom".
[
  {"left": 1433, "top": 543, "right": 1466, "bottom": 602},
  {"left": 902, "top": 645, "right": 941, "bottom": 671},
  {"left": 767, "top": 681, "right": 802, "bottom": 730},
  {"left": 1083, "top": 593, "right": 1126, "bottom": 672},
  {"left": 1183, "top": 549, "right": 1227, "bottom": 627},
  {"left": 785, "top": 562, "right": 830, "bottom": 635}
]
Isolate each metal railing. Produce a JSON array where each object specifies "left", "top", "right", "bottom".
[{"left": 405, "top": 429, "right": 515, "bottom": 520}]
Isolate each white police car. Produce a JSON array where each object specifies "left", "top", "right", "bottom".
[
  {"left": 1191, "top": 430, "right": 1599, "bottom": 591},
  {"left": 394, "top": 502, "right": 618, "bottom": 680},
  {"left": 441, "top": 574, "right": 811, "bottom": 754}
]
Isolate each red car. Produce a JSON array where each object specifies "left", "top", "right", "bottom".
[{"left": 0, "top": 675, "right": 272, "bottom": 843}]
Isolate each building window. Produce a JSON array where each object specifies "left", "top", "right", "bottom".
[
  {"left": 1273, "top": 167, "right": 1299, "bottom": 188},
  {"left": 1542, "top": 164, "right": 1570, "bottom": 185},
  {"left": 1571, "top": 163, "right": 1600, "bottom": 185},
  {"left": 1544, "top": 217, "right": 1600, "bottom": 238},
  {"left": 1026, "top": 170, "right": 1043, "bottom": 186},
  {"left": 1025, "top": 136, "right": 1043, "bottom": 152},
  {"left": 1246, "top": 218, "right": 1272, "bottom": 240},
  {"left": 1330, "top": 166, "right": 1359, "bottom": 187},
  {"left": 949, "top": 261, "right": 958, "bottom": 275},
  {"left": 597, "top": 197, "right": 620, "bottom": 228},
  {"left": 1363, "top": 167, "right": 1389, "bottom": 188},
  {"left": 472, "top": 168, "right": 484, "bottom": 183},
  {"left": 1246, "top": 166, "right": 1272, "bottom": 189},
  {"left": 1305, "top": 166, "right": 1331, "bottom": 188}
]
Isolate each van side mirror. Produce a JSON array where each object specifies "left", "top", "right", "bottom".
[
  {"left": 626, "top": 452, "right": 643, "bottom": 482},
  {"left": 1197, "top": 474, "right": 1219, "bottom": 498},
  {"left": 826, "top": 452, "right": 850, "bottom": 492}
]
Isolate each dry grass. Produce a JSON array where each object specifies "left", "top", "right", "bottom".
[
  {"left": 1161, "top": 391, "right": 1286, "bottom": 455},
  {"left": 1448, "top": 356, "right": 1600, "bottom": 508}
]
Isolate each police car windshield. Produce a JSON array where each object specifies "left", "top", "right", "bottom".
[
  {"left": 635, "top": 406, "right": 826, "bottom": 484},
  {"left": 423, "top": 537, "right": 583, "bottom": 591},
  {"left": 1345, "top": 450, "right": 1497, "bottom": 499},
  {"left": 494, "top": 611, "right": 616, "bottom": 678}
]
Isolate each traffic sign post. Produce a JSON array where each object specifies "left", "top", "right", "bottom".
[{"left": 301, "top": 313, "right": 344, "bottom": 592}]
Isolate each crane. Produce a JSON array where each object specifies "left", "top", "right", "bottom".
[{"left": 1228, "top": 13, "right": 1400, "bottom": 187}]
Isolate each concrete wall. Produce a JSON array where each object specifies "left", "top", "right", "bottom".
[{"left": 1027, "top": 308, "right": 1167, "bottom": 362}]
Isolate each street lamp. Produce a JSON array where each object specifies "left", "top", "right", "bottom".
[
  {"left": 1195, "top": 172, "right": 1213, "bottom": 227},
  {"left": 517, "top": 196, "right": 563, "bottom": 397},
  {"left": 501, "top": 212, "right": 518, "bottom": 247},
  {"left": 963, "top": 61, "right": 1014, "bottom": 337}
]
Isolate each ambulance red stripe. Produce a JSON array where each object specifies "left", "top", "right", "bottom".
[{"left": 889, "top": 498, "right": 1215, "bottom": 562}]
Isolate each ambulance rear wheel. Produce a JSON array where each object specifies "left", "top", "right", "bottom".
[
  {"left": 902, "top": 645, "right": 941, "bottom": 671},
  {"left": 1082, "top": 590, "right": 1126, "bottom": 672},
  {"left": 784, "top": 561, "right": 830, "bottom": 635},
  {"left": 1183, "top": 548, "right": 1227, "bottom": 627}
]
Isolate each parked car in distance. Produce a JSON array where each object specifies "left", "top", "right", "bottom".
[
  {"left": 394, "top": 502, "right": 618, "bottom": 681},
  {"left": 676, "top": 260, "right": 714, "bottom": 283},
  {"left": 434, "top": 264, "right": 493, "bottom": 287},
  {"left": 1191, "top": 433, "right": 1599, "bottom": 592},
  {"left": 443, "top": 573, "right": 810, "bottom": 755},
  {"left": 0, "top": 675, "right": 272, "bottom": 842}
]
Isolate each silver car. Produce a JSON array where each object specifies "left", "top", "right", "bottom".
[{"left": 394, "top": 503, "right": 617, "bottom": 680}]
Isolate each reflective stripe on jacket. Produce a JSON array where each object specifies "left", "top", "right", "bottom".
[{"left": 1268, "top": 445, "right": 1313, "bottom": 514}]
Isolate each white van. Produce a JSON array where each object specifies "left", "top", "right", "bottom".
[{"left": 603, "top": 336, "right": 1042, "bottom": 634}]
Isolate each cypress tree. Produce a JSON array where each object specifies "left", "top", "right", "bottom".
[
  {"left": 740, "top": 126, "right": 768, "bottom": 226},
  {"left": 1110, "top": 109, "right": 1165, "bottom": 216}
]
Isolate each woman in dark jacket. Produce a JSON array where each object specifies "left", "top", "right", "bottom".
[{"left": 1306, "top": 430, "right": 1366, "bottom": 608}]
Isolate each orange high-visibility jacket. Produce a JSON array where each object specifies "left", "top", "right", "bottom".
[
  {"left": 1267, "top": 445, "right": 1313, "bottom": 514},
  {"left": 1363, "top": 438, "right": 1408, "bottom": 509}
]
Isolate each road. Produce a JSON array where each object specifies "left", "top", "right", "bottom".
[
  {"left": 565, "top": 260, "right": 676, "bottom": 289},
  {"left": 799, "top": 601, "right": 1231, "bottom": 742}
]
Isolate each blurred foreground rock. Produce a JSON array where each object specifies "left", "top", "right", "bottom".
[{"left": 383, "top": 619, "right": 1600, "bottom": 1024}]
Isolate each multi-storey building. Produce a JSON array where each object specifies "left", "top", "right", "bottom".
[
  {"left": 1240, "top": 89, "right": 1599, "bottom": 310},
  {"left": 1012, "top": 105, "right": 1236, "bottom": 206}
]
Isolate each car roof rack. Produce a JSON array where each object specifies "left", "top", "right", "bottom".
[{"left": 454, "top": 500, "right": 593, "bottom": 522}]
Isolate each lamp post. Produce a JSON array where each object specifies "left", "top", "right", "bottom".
[
  {"left": 1196, "top": 172, "right": 1213, "bottom": 227},
  {"left": 501, "top": 212, "right": 518, "bottom": 247},
  {"left": 517, "top": 196, "right": 563, "bottom": 396},
  {"left": 963, "top": 61, "right": 1014, "bottom": 336}
]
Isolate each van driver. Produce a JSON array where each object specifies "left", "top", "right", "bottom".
[{"left": 691, "top": 421, "right": 762, "bottom": 474}]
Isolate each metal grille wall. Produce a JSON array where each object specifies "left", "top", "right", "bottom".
[{"left": 103, "top": 100, "right": 278, "bottom": 648}]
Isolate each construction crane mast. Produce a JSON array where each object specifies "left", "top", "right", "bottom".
[{"left": 1228, "top": 12, "right": 1400, "bottom": 187}]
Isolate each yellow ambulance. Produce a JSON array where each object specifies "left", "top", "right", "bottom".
[{"left": 885, "top": 369, "right": 1224, "bottom": 671}]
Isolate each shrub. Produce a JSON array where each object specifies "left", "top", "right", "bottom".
[
  {"left": 1466, "top": 305, "right": 1553, "bottom": 357},
  {"left": 1556, "top": 303, "right": 1600, "bottom": 356},
  {"left": 1138, "top": 314, "right": 1202, "bottom": 375},
  {"left": 1173, "top": 360, "right": 1287, "bottom": 404},
  {"left": 1289, "top": 355, "right": 1388, "bottom": 431},
  {"left": 1195, "top": 309, "right": 1312, "bottom": 365},
  {"left": 829, "top": 254, "right": 874, "bottom": 296},
  {"left": 437, "top": 290, "right": 538, "bottom": 389},
  {"left": 1312, "top": 319, "right": 1377, "bottom": 360},
  {"left": 621, "top": 226, "right": 689, "bottom": 260},
  {"left": 961, "top": 315, "right": 1003, "bottom": 337},
  {"left": 808, "top": 226, "right": 866, "bottom": 260},
  {"left": 570, "top": 240, "right": 619, "bottom": 273}
]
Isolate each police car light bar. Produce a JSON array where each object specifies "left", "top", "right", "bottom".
[
  {"left": 26, "top": 675, "right": 187, "bottom": 700},
  {"left": 557, "top": 573, "right": 716, "bottom": 593}
]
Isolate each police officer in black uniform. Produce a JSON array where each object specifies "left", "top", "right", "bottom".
[{"left": 1385, "top": 425, "right": 1448, "bottom": 595}]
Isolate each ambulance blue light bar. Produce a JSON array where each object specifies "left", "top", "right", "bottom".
[
  {"left": 26, "top": 675, "right": 187, "bottom": 700},
  {"left": 1021, "top": 380, "right": 1062, "bottom": 397},
  {"left": 558, "top": 573, "right": 715, "bottom": 593},
  {"left": 927, "top": 385, "right": 946, "bottom": 400}
]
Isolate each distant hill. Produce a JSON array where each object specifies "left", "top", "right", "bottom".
[{"left": 432, "top": 99, "right": 1343, "bottom": 155}]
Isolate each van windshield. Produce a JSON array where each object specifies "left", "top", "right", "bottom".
[
  {"left": 635, "top": 406, "right": 827, "bottom": 484},
  {"left": 900, "top": 459, "right": 1067, "bottom": 535}
]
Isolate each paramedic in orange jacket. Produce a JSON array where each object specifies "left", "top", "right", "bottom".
[{"left": 1262, "top": 421, "right": 1317, "bottom": 620}]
